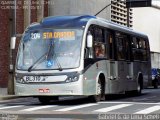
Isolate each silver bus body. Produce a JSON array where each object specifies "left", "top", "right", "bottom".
[{"left": 14, "top": 15, "right": 151, "bottom": 99}]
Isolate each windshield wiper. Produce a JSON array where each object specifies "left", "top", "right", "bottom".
[
  {"left": 46, "top": 42, "right": 63, "bottom": 71},
  {"left": 28, "top": 52, "right": 47, "bottom": 72},
  {"left": 53, "top": 53, "right": 63, "bottom": 71},
  {"left": 28, "top": 40, "right": 63, "bottom": 72}
]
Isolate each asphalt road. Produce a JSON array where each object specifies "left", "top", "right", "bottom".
[{"left": 1, "top": 88, "right": 160, "bottom": 120}]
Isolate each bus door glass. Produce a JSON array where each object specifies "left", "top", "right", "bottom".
[
  {"left": 106, "top": 30, "right": 118, "bottom": 93},
  {"left": 125, "top": 36, "right": 133, "bottom": 81},
  {"left": 116, "top": 32, "right": 127, "bottom": 92}
]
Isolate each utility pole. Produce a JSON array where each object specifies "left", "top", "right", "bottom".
[
  {"left": 8, "top": 0, "right": 17, "bottom": 95},
  {"left": 95, "top": 0, "right": 125, "bottom": 16}
]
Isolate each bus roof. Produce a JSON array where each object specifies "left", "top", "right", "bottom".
[
  {"left": 28, "top": 15, "right": 148, "bottom": 38},
  {"left": 29, "top": 15, "right": 96, "bottom": 29}
]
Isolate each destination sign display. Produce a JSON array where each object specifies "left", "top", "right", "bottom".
[
  {"left": 43, "top": 31, "right": 75, "bottom": 39},
  {"left": 30, "top": 30, "right": 76, "bottom": 40}
]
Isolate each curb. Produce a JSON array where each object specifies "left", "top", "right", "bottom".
[{"left": 0, "top": 95, "right": 20, "bottom": 100}]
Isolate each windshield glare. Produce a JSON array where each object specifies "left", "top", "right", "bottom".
[{"left": 17, "top": 29, "right": 83, "bottom": 70}]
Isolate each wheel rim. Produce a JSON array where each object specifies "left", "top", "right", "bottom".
[
  {"left": 137, "top": 83, "right": 141, "bottom": 92},
  {"left": 97, "top": 82, "right": 102, "bottom": 95}
]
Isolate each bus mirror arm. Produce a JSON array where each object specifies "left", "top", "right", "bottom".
[{"left": 84, "top": 48, "right": 89, "bottom": 59}]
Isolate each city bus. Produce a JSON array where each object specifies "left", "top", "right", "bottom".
[{"left": 14, "top": 15, "right": 151, "bottom": 103}]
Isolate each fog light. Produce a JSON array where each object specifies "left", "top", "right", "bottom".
[
  {"left": 66, "top": 77, "right": 72, "bottom": 83},
  {"left": 72, "top": 76, "right": 78, "bottom": 82}
]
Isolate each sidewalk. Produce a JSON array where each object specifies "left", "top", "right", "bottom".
[{"left": 0, "top": 88, "right": 19, "bottom": 100}]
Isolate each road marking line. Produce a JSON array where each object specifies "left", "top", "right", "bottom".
[
  {"left": 135, "top": 105, "right": 160, "bottom": 114},
  {"left": 94, "top": 104, "right": 132, "bottom": 112},
  {"left": 99, "top": 101, "right": 134, "bottom": 104},
  {"left": 132, "top": 96, "right": 157, "bottom": 101},
  {"left": 55, "top": 103, "right": 98, "bottom": 112},
  {"left": 21, "top": 105, "right": 56, "bottom": 111},
  {"left": 99, "top": 101, "right": 160, "bottom": 105},
  {"left": 0, "top": 105, "right": 23, "bottom": 110}
]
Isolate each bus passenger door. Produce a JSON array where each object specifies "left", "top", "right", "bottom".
[
  {"left": 109, "top": 61, "right": 118, "bottom": 93},
  {"left": 125, "top": 36, "right": 134, "bottom": 91},
  {"left": 107, "top": 31, "right": 119, "bottom": 93},
  {"left": 126, "top": 63, "right": 134, "bottom": 91},
  {"left": 116, "top": 33, "right": 130, "bottom": 93}
]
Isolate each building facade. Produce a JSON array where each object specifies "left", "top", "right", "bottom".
[
  {"left": 133, "top": 7, "right": 160, "bottom": 69},
  {"left": 49, "top": 0, "right": 133, "bottom": 27},
  {"left": 133, "top": 7, "right": 160, "bottom": 53},
  {"left": 111, "top": 0, "right": 133, "bottom": 27},
  {"left": 0, "top": 1, "right": 10, "bottom": 87},
  {"left": 0, "top": 0, "right": 49, "bottom": 87}
]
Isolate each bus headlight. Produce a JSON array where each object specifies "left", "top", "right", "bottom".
[
  {"left": 65, "top": 75, "right": 79, "bottom": 83},
  {"left": 15, "top": 76, "right": 25, "bottom": 84},
  {"left": 15, "top": 75, "right": 25, "bottom": 84}
]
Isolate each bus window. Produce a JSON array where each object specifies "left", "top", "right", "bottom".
[
  {"left": 139, "top": 42, "right": 142, "bottom": 48},
  {"left": 109, "top": 35, "right": 113, "bottom": 59},
  {"left": 131, "top": 37, "right": 148, "bottom": 61},
  {"left": 142, "top": 40, "right": 146, "bottom": 49},
  {"left": 106, "top": 31, "right": 114, "bottom": 60},
  {"left": 140, "top": 39, "right": 148, "bottom": 61},
  {"left": 146, "top": 40, "right": 150, "bottom": 60},
  {"left": 132, "top": 37, "right": 138, "bottom": 48},
  {"left": 116, "top": 32, "right": 126, "bottom": 60},
  {"left": 132, "top": 37, "right": 139, "bottom": 60},
  {"left": 91, "top": 26, "right": 107, "bottom": 58},
  {"left": 94, "top": 27, "right": 104, "bottom": 43},
  {"left": 126, "top": 37, "right": 131, "bottom": 61}
]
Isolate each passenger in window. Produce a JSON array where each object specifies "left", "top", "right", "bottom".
[{"left": 95, "top": 46, "right": 104, "bottom": 58}]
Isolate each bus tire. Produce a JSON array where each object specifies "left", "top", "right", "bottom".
[
  {"left": 135, "top": 74, "right": 143, "bottom": 95},
  {"left": 89, "top": 77, "right": 105, "bottom": 102},
  {"left": 38, "top": 96, "right": 58, "bottom": 104},
  {"left": 136, "top": 82, "right": 142, "bottom": 95},
  {"left": 153, "top": 78, "right": 158, "bottom": 89},
  {"left": 154, "top": 82, "right": 158, "bottom": 89}
]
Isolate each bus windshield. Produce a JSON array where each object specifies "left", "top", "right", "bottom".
[{"left": 17, "top": 28, "right": 83, "bottom": 71}]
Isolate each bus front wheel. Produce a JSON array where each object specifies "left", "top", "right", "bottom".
[{"left": 89, "top": 78, "right": 105, "bottom": 102}]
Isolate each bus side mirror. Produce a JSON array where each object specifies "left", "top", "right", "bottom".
[
  {"left": 10, "top": 37, "right": 16, "bottom": 49},
  {"left": 87, "top": 34, "right": 93, "bottom": 48}
]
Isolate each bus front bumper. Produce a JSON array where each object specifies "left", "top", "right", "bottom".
[{"left": 15, "top": 81, "right": 83, "bottom": 96}]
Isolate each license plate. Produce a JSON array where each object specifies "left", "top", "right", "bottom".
[
  {"left": 39, "top": 88, "right": 50, "bottom": 93},
  {"left": 23, "top": 76, "right": 45, "bottom": 83}
]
